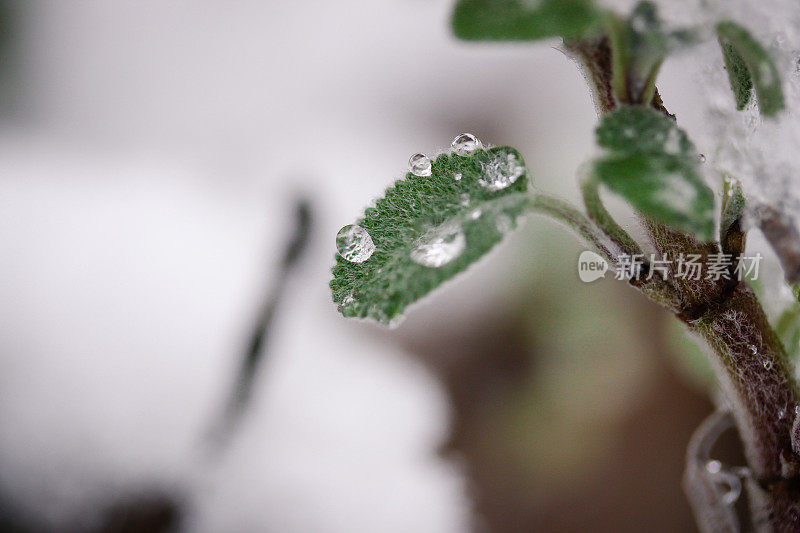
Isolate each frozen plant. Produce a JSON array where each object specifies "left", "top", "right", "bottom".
[{"left": 329, "top": 1, "right": 800, "bottom": 530}]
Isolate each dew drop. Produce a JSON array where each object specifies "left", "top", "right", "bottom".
[
  {"left": 454, "top": 172, "right": 463, "bottom": 181},
  {"left": 336, "top": 224, "right": 375, "bottom": 263},
  {"left": 409, "top": 153, "right": 432, "bottom": 177},
  {"left": 479, "top": 153, "right": 525, "bottom": 191},
  {"left": 410, "top": 222, "right": 466, "bottom": 268},
  {"left": 699, "top": 154, "right": 707, "bottom": 163},
  {"left": 469, "top": 209, "right": 482, "bottom": 220},
  {"left": 763, "top": 359, "right": 774, "bottom": 371},
  {"left": 451, "top": 133, "right": 482, "bottom": 156},
  {"left": 705, "top": 460, "right": 722, "bottom": 474}
]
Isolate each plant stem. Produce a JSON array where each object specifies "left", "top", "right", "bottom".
[
  {"left": 529, "top": 191, "right": 623, "bottom": 264},
  {"left": 567, "top": 35, "right": 800, "bottom": 530}
]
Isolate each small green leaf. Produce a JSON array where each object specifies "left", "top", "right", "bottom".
[
  {"left": 451, "top": 0, "right": 601, "bottom": 42},
  {"left": 330, "top": 146, "right": 530, "bottom": 325},
  {"left": 720, "top": 40, "right": 753, "bottom": 110},
  {"left": 592, "top": 107, "right": 715, "bottom": 240},
  {"left": 596, "top": 106, "right": 694, "bottom": 156},
  {"left": 717, "top": 21, "right": 784, "bottom": 117}
]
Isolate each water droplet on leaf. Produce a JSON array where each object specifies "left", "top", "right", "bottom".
[
  {"left": 408, "top": 153, "right": 432, "bottom": 177},
  {"left": 479, "top": 153, "right": 525, "bottom": 191},
  {"left": 451, "top": 133, "right": 482, "bottom": 156},
  {"left": 454, "top": 173, "right": 463, "bottom": 181},
  {"left": 336, "top": 224, "right": 375, "bottom": 263},
  {"left": 410, "top": 222, "right": 466, "bottom": 268}
]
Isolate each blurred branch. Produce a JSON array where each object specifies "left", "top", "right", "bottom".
[{"left": 205, "top": 197, "right": 313, "bottom": 454}]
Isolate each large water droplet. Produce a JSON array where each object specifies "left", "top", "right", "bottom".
[
  {"left": 451, "top": 133, "right": 481, "bottom": 156},
  {"left": 409, "top": 153, "right": 432, "bottom": 177},
  {"left": 454, "top": 173, "right": 463, "bottom": 181},
  {"left": 410, "top": 222, "right": 466, "bottom": 268},
  {"left": 336, "top": 224, "right": 375, "bottom": 263},
  {"left": 479, "top": 153, "right": 525, "bottom": 191}
]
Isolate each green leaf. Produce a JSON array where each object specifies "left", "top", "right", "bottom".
[
  {"left": 330, "top": 146, "right": 530, "bottom": 325},
  {"left": 592, "top": 107, "right": 715, "bottom": 240},
  {"left": 596, "top": 106, "right": 694, "bottom": 156},
  {"left": 451, "top": 0, "right": 601, "bottom": 42},
  {"left": 717, "top": 21, "right": 784, "bottom": 117},
  {"left": 720, "top": 40, "right": 753, "bottom": 110}
]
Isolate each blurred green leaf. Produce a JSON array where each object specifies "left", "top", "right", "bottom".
[
  {"left": 451, "top": 0, "right": 600, "bottom": 42},
  {"left": 717, "top": 21, "right": 784, "bottom": 117},
  {"left": 719, "top": 41, "right": 753, "bottom": 110},
  {"left": 592, "top": 107, "right": 714, "bottom": 240},
  {"left": 330, "top": 146, "right": 530, "bottom": 325}
]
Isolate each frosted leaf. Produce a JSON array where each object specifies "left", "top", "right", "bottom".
[{"left": 684, "top": 0, "right": 800, "bottom": 281}]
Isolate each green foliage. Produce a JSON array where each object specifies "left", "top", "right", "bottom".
[
  {"left": 591, "top": 106, "right": 715, "bottom": 241},
  {"left": 717, "top": 21, "right": 784, "bottom": 117},
  {"left": 720, "top": 41, "right": 753, "bottom": 110},
  {"left": 451, "top": 0, "right": 600, "bottom": 42},
  {"left": 330, "top": 146, "right": 530, "bottom": 325}
]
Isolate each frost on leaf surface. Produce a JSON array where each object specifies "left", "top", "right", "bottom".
[
  {"left": 592, "top": 106, "right": 715, "bottom": 240},
  {"left": 330, "top": 145, "right": 530, "bottom": 325},
  {"left": 686, "top": 0, "right": 800, "bottom": 281}
]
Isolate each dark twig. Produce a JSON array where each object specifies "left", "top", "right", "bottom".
[{"left": 205, "top": 197, "right": 313, "bottom": 454}]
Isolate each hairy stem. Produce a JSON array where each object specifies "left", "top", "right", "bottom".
[{"left": 529, "top": 191, "right": 623, "bottom": 263}]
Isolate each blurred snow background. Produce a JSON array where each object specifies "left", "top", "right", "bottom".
[
  {"left": 0, "top": 0, "right": 762, "bottom": 531},
  {"left": 0, "top": 1, "right": 594, "bottom": 531}
]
